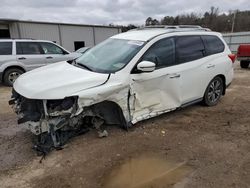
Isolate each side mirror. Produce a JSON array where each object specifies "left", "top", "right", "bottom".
[{"left": 137, "top": 61, "right": 156, "bottom": 73}]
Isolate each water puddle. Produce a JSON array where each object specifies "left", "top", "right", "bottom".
[{"left": 102, "top": 155, "right": 193, "bottom": 188}]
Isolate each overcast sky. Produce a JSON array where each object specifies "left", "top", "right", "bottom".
[{"left": 0, "top": 0, "right": 250, "bottom": 25}]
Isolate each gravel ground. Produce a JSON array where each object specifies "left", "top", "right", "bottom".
[{"left": 0, "top": 63, "right": 249, "bottom": 188}]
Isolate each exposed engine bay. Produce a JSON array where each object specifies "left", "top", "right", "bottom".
[{"left": 9, "top": 89, "right": 127, "bottom": 155}]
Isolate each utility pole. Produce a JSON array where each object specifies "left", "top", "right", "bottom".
[{"left": 231, "top": 11, "right": 236, "bottom": 33}]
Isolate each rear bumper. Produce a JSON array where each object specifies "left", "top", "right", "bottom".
[{"left": 237, "top": 56, "right": 250, "bottom": 61}]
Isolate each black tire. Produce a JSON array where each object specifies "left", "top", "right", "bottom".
[
  {"left": 240, "top": 61, "right": 249, "bottom": 69},
  {"left": 3, "top": 68, "right": 24, "bottom": 87},
  {"left": 203, "top": 77, "right": 224, "bottom": 106}
]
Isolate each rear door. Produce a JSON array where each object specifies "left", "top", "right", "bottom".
[
  {"left": 200, "top": 35, "right": 228, "bottom": 88},
  {"left": 39, "top": 42, "right": 70, "bottom": 64},
  {"left": 175, "top": 35, "right": 208, "bottom": 104},
  {"left": 175, "top": 35, "right": 226, "bottom": 104},
  {"left": 16, "top": 42, "right": 46, "bottom": 71}
]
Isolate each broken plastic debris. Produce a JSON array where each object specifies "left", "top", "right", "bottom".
[{"left": 98, "top": 130, "right": 108, "bottom": 138}]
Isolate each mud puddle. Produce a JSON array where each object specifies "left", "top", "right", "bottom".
[{"left": 102, "top": 155, "right": 193, "bottom": 188}]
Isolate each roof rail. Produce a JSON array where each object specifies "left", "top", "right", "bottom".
[
  {"left": 0, "top": 38, "right": 35, "bottom": 40},
  {"left": 136, "top": 25, "right": 211, "bottom": 31}
]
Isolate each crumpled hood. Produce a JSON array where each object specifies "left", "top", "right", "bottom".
[{"left": 14, "top": 62, "right": 109, "bottom": 99}]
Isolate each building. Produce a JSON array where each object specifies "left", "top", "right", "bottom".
[
  {"left": 0, "top": 19, "right": 121, "bottom": 52},
  {"left": 223, "top": 31, "right": 250, "bottom": 53}
]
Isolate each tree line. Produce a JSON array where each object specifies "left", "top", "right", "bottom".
[{"left": 120, "top": 7, "right": 250, "bottom": 33}]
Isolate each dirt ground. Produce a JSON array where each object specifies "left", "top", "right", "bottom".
[{"left": 0, "top": 63, "right": 249, "bottom": 188}]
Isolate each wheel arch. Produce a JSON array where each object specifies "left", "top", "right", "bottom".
[
  {"left": 2, "top": 66, "right": 26, "bottom": 85},
  {"left": 87, "top": 100, "right": 128, "bottom": 130},
  {"left": 216, "top": 74, "right": 226, "bottom": 95},
  {"left": 203, "top": 74, "right": 226, "bottom": 98},
  {"left": 3, "top": 66, "right": 26, "bottom": 79}
]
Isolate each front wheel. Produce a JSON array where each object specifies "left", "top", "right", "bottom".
[
  {"left": 240, "top": 61, "right": 249, "bottom": 69},
  {"left": 203, "top": 77, "right": 224, "bottom": 106},
  {"left": 3, "top": 68, "right": 24, "bottom": 87}
]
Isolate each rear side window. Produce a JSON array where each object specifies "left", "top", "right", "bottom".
[
  {"left": 141, "top": 37, "right": 176, "bottom": 68},
  {"left": 176, "top": 36, "right": 205, "bottom": 64},
  {"left": 40, "top": 42, "right": 64, "bottom": 54},
  {"left": 0, "top": 42, "right": 12, "bottom": 55},
  {"left": 16, "top": 42, "right": 43, "bottom": 55},
  {"left": 201, "top": 35, "right": 225, "bottom": 55}
]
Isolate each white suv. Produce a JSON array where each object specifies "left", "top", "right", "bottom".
[
  {"left": 10, "top": 26, "right": 235, "bottom": 152},
  {"left": 0, "top": 39, "right": 81, "bottom": 86}
]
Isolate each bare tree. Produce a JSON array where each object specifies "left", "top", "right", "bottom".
[{"left": 123, "top": 7, "right": 250, "bottom": 33}]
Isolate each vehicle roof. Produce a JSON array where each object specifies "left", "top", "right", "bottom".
[
  {"left": 111, "top": 28, "right": 221, "bottom": 42},
  {"left": 0, "top": 39, "right": 54, "bottom": 42}
]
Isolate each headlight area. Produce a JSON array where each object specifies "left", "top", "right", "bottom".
[
  {"left": 9, "top": 90, "right": 44, "bottom": 129},
  {"left": 46, "top": 97, "right": 77, "bottom": 117},
  {"left": 10, "top": 90, "right": 127, "bottom": 156},
  {"left": 9, "top": 93, "right": 89, "bottom": 155}
]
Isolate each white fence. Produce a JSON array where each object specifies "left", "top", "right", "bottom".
[{"left": 223, "top": 31, "right": 250, "bottom": 53}]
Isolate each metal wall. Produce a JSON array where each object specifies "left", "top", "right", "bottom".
[
  {"left": 18, "top": 22, "right": 60, "bottom": 43},
  {"left": 94, "top": 27, "right": 120, "bottom": 44},
  {"left": 8, "top": 21, "right": 120, "bottom": 52},
  {"left": 59, "top": 25, "right": 95, "bottom": 51},
  {"left": 223, "top": 32, "right": 250, "bottom": 53},
  {"left": 8, "top": 23, "right": 20, "bottom": 38}
]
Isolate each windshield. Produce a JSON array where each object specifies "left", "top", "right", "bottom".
[
  {"left": 76, "top": 47, "right": 90, "bottom": 53},
  {"left": 75, "top": 38, "right": 144, "bottom": 73}
]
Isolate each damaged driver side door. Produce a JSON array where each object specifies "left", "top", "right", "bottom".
[{"left": 129, "top": 37, "right": 182, "bottom": 123}]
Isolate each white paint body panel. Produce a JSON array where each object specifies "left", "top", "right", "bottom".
[
  {"left": 13, "top": 29, "right": 234, "bottom": 125},
  {"left": 14, "top": 62, "right": 109, "bottom": 99},
  {"left": 130, "top": 66, "right": 181, "bottom": 123}
]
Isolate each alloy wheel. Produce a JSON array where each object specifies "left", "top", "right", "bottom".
[
  {"left": 8, "top": 72, "right": 21, "bottom": 84},
  {"left": 207, "top": 79, "right": 222, "bottom": 103}
]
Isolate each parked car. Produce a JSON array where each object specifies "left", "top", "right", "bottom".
[
  {"left": 75, "top": 47, "right": 90, "bottom": 54},
  {"left": 0, "top": 39, "right": 81, "bottom": 86},
  {"left": 237, "top": 44, "right": 250, "bottom": 68},
  {"left": 10, "top": 26, "right": 235, "bottom": 153}
]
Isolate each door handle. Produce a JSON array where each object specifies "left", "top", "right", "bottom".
[
  {"left": 169, "top": 74, "right": 180, "bottom": 79},
  {"left": 46, "top": 56, "right": 53, "bottom": 59},
  {"left": 18, "top": 57, "right": 26, "bottom": 60},
  {"left": 207, "top": 64, "right": 215, "bottom": 68}
]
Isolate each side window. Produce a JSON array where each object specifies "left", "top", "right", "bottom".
[
  {"left": 16, "top": 42, "right": 43, "bottom": 55},
  {"left": 0, "top": 42, "right": 12, "bottom": 55},
  {"left": 141, "top": 37, "right": 176, "bottom": 68},
  {"left": 40, "top": 42, "right": 64, "bottom": 54},
  {"left": 201, "top": 35, "right": 225, "bottom": 55},
  {"left": 176, "top": 36, "right": 205, "bottom": 64}
]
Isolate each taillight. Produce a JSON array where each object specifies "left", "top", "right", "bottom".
[{"left": 228, "top": 54, "right": 236, "bottom": 63}]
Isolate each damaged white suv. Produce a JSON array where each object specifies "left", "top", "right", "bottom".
[{"left": 10, "top": 26, "right": 235, "bottom": 153}]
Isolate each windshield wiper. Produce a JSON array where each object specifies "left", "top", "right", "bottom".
[{"left": 74, "top": 60, "right": 93, "bottom": 71}]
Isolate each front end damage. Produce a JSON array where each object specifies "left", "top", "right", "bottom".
[{"left": 9, "top": 89, "right": 127, "bottom": 155}]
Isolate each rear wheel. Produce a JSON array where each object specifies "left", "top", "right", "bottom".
[
  {"left": 240, "top": 61, "right": 249, "bottom": 69},
  {"left": 203, "top": 77, "right": 224, "bottom": 106},
  {"left": 3, "top": 68, "right": 24, "bottom": 87}
]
